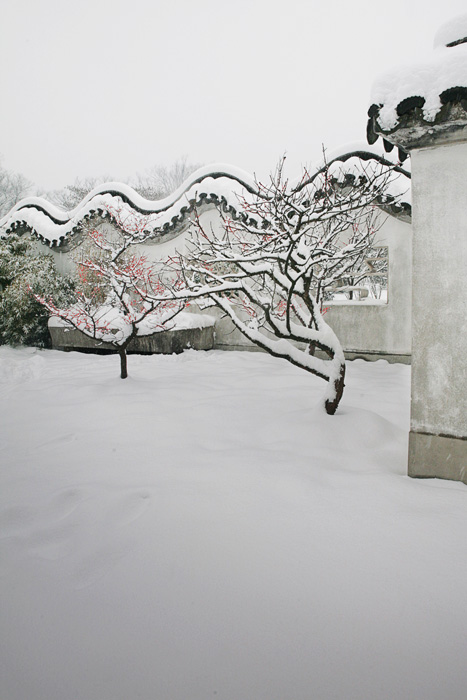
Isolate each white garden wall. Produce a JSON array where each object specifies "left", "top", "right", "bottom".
[
  {"left": 324, "top": 215, "right": 412, "bottom": 361},
  {"left": 30, "top": 203, "right": 412, "bottom": 360}
]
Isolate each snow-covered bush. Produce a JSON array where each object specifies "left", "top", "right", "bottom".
[{"left": 0, "top": 234, "right": 75, "bottom": 348}]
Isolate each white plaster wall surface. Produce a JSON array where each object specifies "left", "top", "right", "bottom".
[
  {"left": 410, "top": 141, "right": 467, "bottom": 437},
  {"left": 324, "top": 216, "right": 412, "bottom": 356},
  {"left": 210, "top": 214, "right": 413, "bottom": 354},
  {"left": 29, "top": 206, "right": 413, "bottom": 357},
  {"left": 123, "top": 207, "right": 226, "bottom": 267},
  {"left": 32, "top": 241, "right": 75, "bottom": 275}
]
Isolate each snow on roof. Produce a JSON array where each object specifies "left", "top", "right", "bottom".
[
  {"left": 434, "top": 14, "right": 467, "bottom": 49},
  {"left": 368, "top": 15, "right": 467, "bottom": 149},
  {"left": 0, "top": 153, "right": 411, "bottom": 247}
]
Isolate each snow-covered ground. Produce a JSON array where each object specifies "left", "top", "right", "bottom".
[{"left": 1, "top": 347, "right": 466, "bottom": 700}]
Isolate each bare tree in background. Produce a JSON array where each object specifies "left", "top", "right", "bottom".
[
  {"left": 132, "top": 156, "right": 202, "bottom": 200},
  {"left": 0, "top": 160, "right": 31, "bottom": 217},
  {"left": 46, "top": 176, "right": 109, "bottom": 210},
  {"left": 46, "top": 157, "right": 202, "bottom": 210}
]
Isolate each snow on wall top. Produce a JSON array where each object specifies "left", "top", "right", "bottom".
[
  {"left": 0, "top": 148, "right": 411, "bottom": 247},
  {"left": 367, "top": 14, "right": 467, "bottom": 151},
  {"left": 0, "top": 164, "right": 257, "bottom": 247}
]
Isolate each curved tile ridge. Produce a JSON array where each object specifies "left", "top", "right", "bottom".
[
  {"left": 294, "top": 142, "right": 410, "bottom": 188},
  {"left": 296, "top": 143, "right": 411, "bottom": 220},
  {"left": 0, "top": 164, "right": 259, "bottom": 247},
  {"left": 0, "top": 152, "right": 411, "bottom": 247}
]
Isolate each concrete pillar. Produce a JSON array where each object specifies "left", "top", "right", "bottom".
[
  {"left": 408, "top": 139, "right": 467, "bottom": 483},
  {"left": 368, "top": 18, "right": 467, "bottom": 483}
]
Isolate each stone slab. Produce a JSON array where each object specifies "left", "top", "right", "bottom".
[
  {"left": 408, "top": 431, "right": 467, "bottom": 484},
  {"left": 50, "top": 325, "right": 214, "bottom": 354}
]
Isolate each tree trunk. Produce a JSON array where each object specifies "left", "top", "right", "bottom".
[
  {"left": 119, "top": 348, "right": 128, "bottom": 379},
  {"left": 324, "top": 362, "right": 345, "bottom": 415}
]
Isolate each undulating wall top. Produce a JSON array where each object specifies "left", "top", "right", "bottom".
[{"left": 0, "top": 146, "right": 411, "bottom": 249}]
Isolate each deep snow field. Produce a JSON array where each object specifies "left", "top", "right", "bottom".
[{"left": 1, "top": 346, "right": 466, "bottom": 700}]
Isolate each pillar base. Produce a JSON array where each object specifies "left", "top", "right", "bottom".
[{"left": 408, "top": 431, "right": 467, "bottom": 484}]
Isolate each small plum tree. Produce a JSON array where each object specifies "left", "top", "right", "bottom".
[{"left": 34, "top": 208, "right": 184, "bottom": 378}]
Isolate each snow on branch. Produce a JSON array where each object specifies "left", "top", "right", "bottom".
[
  {"left": 0, "top": 152, "right": 411, "bottom": 246},
  {"left": 177, "top": 156, "right": 401, "bottom": 414}
]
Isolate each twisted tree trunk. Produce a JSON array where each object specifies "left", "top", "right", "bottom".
[
  {"left": 119, "top": 348, "right": 128, "bottom": 379},
  {"left": 324, "top": 363, "right": 346, "bottom": 415}
]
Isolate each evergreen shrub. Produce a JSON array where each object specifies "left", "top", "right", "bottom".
[{"left": 0, "top": 234, "right": 74, "bottom": 347}]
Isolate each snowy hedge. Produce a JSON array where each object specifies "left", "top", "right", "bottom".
[{"left": 0, "top": 234, "right": 74, "bottom": 348}]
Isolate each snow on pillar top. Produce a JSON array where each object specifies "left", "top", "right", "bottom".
[{"left": 367, "top": 14, "right": 467, "bottom": 156}]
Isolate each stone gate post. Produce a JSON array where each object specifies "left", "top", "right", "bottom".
[{"left": 367, "top": 16, "right": 467, "bottom": 483}]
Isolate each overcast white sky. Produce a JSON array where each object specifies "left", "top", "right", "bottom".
[{"left": 1, "top": 0, "right": 465, "bottom": 191}]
